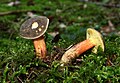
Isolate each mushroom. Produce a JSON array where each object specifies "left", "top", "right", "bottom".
[
  {"left": 20, "top": 16, "right": 49, "bottom": 59},
  {"left": 61, "top": 28, "right": 104, "bottom": 64}
]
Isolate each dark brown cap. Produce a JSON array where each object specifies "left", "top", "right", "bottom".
[{"left": 20, "top": 16, "right": 49, "bottom": 39}]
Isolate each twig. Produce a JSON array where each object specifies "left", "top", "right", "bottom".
[
  {"left": 92, "top": 2, "right": 120, "bottom": 8},
  {"left": 79, "top": 1, "right": 120, "bottom": 8},
  {"left": 17, "top": 76, "right": 23, "bottom": 83},
  {"left": 61, "top": 2, "right": 120, "bottom": 14},
  {"left": 26, "top": 71, "right": 38, "bottom": 82},
  {"left": 0, "top": 10, "right": 42, "bottom": 16}
]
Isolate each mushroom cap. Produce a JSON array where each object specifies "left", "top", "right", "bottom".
[
  {"left": 87, "top": 28, "right": 104, "bottom": 53},
  {"left": 20, "top": 16, "right": 49, "bottom": 39}
]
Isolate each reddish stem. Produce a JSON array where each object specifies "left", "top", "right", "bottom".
[
  {"left": 75, "top": 39, "right": 95, "bottom": 55},
  {"left": 61, "top": 39, "right": 95, "bottom": 63},
  {"left": 33, "top": 36, "right": 46, "bottom": 58}
]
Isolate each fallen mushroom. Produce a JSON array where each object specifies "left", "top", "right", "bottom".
[
  {"left": 20, "top": 16, "right": 49, "bottom": 59},
  {"left": 61, "top": 28, "right": 104, "bottom": 64}
]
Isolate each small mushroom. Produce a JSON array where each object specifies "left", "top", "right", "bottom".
[
  {"left": 61, "top": 28, "right": 104, "bottom": 64},
  {"left": 20, "top": 16, "right": 49, "bottom": 59}
]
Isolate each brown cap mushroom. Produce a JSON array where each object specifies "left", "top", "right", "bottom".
[
  {"left": 20, "top": 16, "right": 49, "bottom": 59},
  {"left": 61, "top": 28, "right": 104, "bottom": 64}
]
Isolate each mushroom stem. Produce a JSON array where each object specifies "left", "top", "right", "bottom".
[
  {"left": 33, "top": 36, "right": 46, "bottom": 58},
  {"left": 61, "top": 39, "right": 95, "bottom": 63},
  {"left": 74, "top": 39, "right": 95, "bottom": 55}
]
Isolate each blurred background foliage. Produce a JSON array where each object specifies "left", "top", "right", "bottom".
[{"left": 0, "top": 0, "right": 120, "bottom": 82}]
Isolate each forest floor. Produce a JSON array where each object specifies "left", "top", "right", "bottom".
[{"left": 0, "top": 0, "right": 120, "bottom": 82}]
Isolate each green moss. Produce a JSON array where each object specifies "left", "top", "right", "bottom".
[{"left": 0, "top": 0, "right": 120, "bottom": 82}]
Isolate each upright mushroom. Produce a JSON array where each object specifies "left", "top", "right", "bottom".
[
  {"left": 61, "top": 28, "right": 104, "bottom": 64},
  {"left": 20, "top": 16, "right": 49, "bottom": 59}
]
